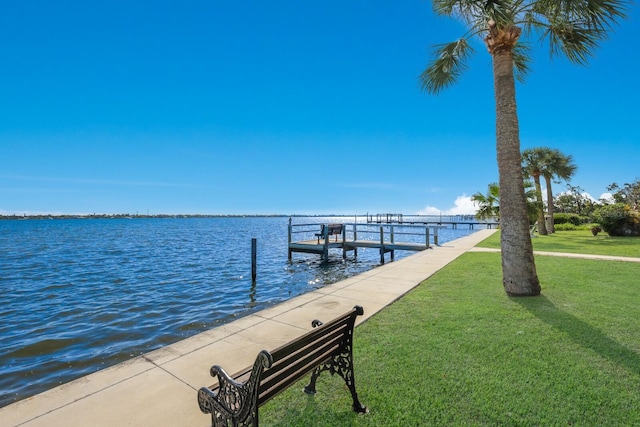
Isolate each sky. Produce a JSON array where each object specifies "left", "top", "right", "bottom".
[{"left": 1, "top": 1, "right": 638, "bottom": 216}]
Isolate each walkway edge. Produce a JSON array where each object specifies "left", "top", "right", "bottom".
[{"left": 469, "top": 247, "right": 640, "bottom": 263}]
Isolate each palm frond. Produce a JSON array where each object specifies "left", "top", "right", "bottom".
[
  {"left": 546, "top": 22, "right": 602, "bottom": 65},
  {"left": 521, "top": 8, "right": 546, "bottom": 33},
  {"left": 512, "top": 42, "right": 532, "bottom": 83},
  {"left": 471, "top": 182, "right": 500, "bottom": 220},
  {"left": 418, "top": 39, "right": 474, "bottom": 94},
  {"left": 433, "top": 0, "right": 514, "bottom": 33},
  {"left": 431, "top": 0, "right": 458, "bottom": 17},
  {"left": 554, "top": 0, "right": 628, "bottom": 31},
  {"left": 537, "top": 0, "right": 629, "bottom": 64},
  {"left": 487, "top": 0, "right": 520, "bottom": 28}
]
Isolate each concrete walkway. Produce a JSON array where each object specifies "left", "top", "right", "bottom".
[{"left": 2, "top": 229, "right": 497, "bottom": 427}]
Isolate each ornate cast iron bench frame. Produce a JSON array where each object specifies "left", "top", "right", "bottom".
[{"left": 197, "top": 305, "right": 367, "bottom": 426}]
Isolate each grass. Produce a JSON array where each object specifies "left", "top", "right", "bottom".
[
  {"left": 476, "top": 229, "right": 640, "bottom": 257},
  {"left": 259, "top": 239, "right": 640, "bottom": 426}
]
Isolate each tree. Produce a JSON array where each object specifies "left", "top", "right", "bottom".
[
  {"left": 522, "top": 148, "right": 550, "bottom": 235},
  {"left": 472, "top": 181, "right": 539, "bottom": 222},
  {"left": 540, "top": 149, "right": 576, "bottom": 233},
  {"left": 594, "top": 203, "right": 640, "bottom": 236},
  {"left": 419, "top": 0, "right": 628, "bottom": 296},
  {"left": 522, "top": 147, "right": 577, "bottom": 234},
  {"left": 556, "top": 184, "right": 599, "bottom": 217},
  {"left": 607, "top": 179, "right": 640, "bottom": 209},
  {"left": 471, "top": 182, "right": 500, "bottom": 220}
]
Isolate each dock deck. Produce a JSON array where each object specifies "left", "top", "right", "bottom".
[{"left": 288, "top": 221, "right": 434, "bottom": 263}]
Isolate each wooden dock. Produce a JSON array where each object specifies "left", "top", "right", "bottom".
[
  {"left": 366, "top": 213, "right": 499, "bottom": 229},
  {"left": 288, "top": 220, "right": 435, "bottom": 264}
]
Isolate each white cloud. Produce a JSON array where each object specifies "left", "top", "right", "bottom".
[
  {"left": 418, "top": 195, "right": 477, "bottom": 216},
  {"left": 557, "top": 190, "right": 601, "bottom": 203},
  {"left": 599, "top": 192, "right": 614, "bottom": 203}
]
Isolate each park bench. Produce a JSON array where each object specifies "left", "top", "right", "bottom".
[
  {"left": 197, "top": 305, "right": 367, "bottom": 426},
  {"left": 315, "top": 223, "right": 343, "bottom": 243}
]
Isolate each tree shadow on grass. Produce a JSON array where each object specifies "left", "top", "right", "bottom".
[{"left": 514, "top": 295, "right": 640, "bottom": 375}]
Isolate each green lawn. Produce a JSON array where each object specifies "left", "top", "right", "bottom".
[
  {"left": 477, "top": 229, "right": 640, "bottom": 258},
  {"left": 260, "top": 245, "right": 640, "bottom": 426}
]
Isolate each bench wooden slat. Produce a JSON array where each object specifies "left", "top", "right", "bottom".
[
  {"left": 258, "top": 333, "right": 345, "bottom": 404},
  {"left": 269, "top": 319, "right": 349, "bottom": 363},
  {"left": 263, "top": 329, "right": 345, "bottom": 384},
  {"left": 259, "top": 317, "right": 351, "bottom": 400}
]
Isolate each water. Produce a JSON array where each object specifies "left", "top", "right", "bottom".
[{"left": 0, "top": 216, "right": 480, "bottom": 407}]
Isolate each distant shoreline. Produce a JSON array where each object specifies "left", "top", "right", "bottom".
[
  {"left": 0, "top": 213, "right": 362, "bottom": 221},
  {"left": 0, "top": 213, "right": 485, "bottom": 222}
]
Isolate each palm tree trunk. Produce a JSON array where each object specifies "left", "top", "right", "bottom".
[
  {"left": 533, "top": 174, "right": 548, "bottom": 235},
  {"left": 492, "top": 49, "right": 541, "bottom": 296},
  {"left": 545, "top": 176, "right": 555, "bottom": 233}
]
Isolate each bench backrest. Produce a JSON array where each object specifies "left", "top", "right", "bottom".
[
  {"left": 256, "top": 305, "right": 362, "bottom": 406},
  {"left": 327, "top": 223, "right": 343, "bottom": 235}
]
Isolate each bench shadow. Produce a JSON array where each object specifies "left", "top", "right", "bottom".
[{"left": 513, "top": 295, "right": 640, "bottom": 375}]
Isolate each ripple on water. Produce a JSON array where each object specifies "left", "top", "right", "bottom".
[{"left": 5, "top": 338, "right": 79, "bottom": 359}]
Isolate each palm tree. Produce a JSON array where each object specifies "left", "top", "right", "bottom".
[
  {"left": 419, "top": 0, "right": 627, "bottom": 296},
  {"left": 522, "top": 147, "right": 551, "bottom": 235},
  {"left": 472, "top": 181, "right": 539, "bottom": 222},
  {"left": 541, "top": 149, "right": 576, "bottom": 233},
  {"left": 471, "top": 182, "right": 500, "bottom": 220}
]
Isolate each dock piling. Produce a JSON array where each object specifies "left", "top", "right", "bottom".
[
  {"left": 379, "top": 226, "right": 385, "bottom": 264},
  {"left": 287, "top": 218, "right": 292, "bottom": 261},
  {"left": 251, "top": 238, "right": 257, "bottom": 282},
  {"left": 390, "top": 225, "right": 395, "bottom": 261}
]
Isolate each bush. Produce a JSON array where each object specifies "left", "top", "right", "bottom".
[
  {"left": 585, "top": 223, "right": 602, "bottom": 231},
  {"left": 593, "top": 204, "right": 640, "bottom": 236},
  {"left": 554, "top": 223, "right": 578, "bottom": 231},
  {"left": 554, "top": 213, "right": 588, "bottom": 226}
]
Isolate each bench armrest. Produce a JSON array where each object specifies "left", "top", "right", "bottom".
[
  {"left": 198, "top": 365, "right": 245, "bottom": 416},
  {"left": 198, "top": 350, "right": 273, "bottom": 421}
]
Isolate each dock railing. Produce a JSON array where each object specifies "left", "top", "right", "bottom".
[
  {"left": 365, "top": 213, "right": 499, "bottom": 229},
  {"left": 348, "top": 222, "right": 435, "bottom": 244},
  {"left": 287, "top": 221, "right": 346, "bottom": 242},
  {"left": 347, "top": 223, "right": 435, "bottom": 263}
]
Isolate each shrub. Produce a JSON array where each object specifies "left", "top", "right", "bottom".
[
  {"left": 554, "top": 213, "right": 587, "bottom": 226},
  {"left": 554, "top": 223, "right": 578, "bottom": 231},
  {"left": 593, "top": 204, "right": 640, "bottom": 236}
]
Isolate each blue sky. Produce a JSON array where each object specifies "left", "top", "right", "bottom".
[{"left": 1, "top": 1, "right": 638, "bottom": 216}]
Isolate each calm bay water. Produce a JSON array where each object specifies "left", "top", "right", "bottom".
[{"left": 0, "top": 216, "right": 478, "bottom": 407}]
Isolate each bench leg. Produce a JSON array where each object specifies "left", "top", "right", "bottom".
[{"left": 303, "top": 352, "right": 367, "bottom": 413}]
